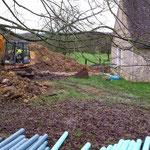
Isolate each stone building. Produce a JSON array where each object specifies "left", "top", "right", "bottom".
[{"left": 111, "top": 0, "right": 150, "bottom": 82}]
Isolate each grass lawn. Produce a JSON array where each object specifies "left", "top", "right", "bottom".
[
  {"left": 69, "top": 75, "right": 150, "bottom": 100},
  {"left": 0, "top": 75, "right": 150, "bottom": 149},
  {"left": 67, "top": 52, "right": 111, "bottom": 66}
]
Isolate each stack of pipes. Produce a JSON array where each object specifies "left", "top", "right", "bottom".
[
  {"left": 0, "top": 128, "right": 150, "bottom": 150},
  {"left": 0, "top": 128, "right": 91, "bottom": 150},
  {"left": 99, "top": 136, "right": 150, "bottom": 150}
]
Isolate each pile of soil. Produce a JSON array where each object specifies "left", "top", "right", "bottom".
[
  {"left": 0, "top": 70, "right": 47, "bottom": 102},
  {"left": 29, "top": 43, "right": 83, "bottom": 72}
]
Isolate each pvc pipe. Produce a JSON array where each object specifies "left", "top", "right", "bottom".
[
  {"left": 99, "top": 147, "right": 106, "bottom": 150},
  {"left": 103, "top": 73, "right": 120, "bottom": 80},
  {"left": 26, "top": 136, "right": 43, "bottom": 150},
  {"left": 51, "top": 131, "right": 69, "bottom": 150},
  {"left": 115, "top": 139, "right": 124, "bottom": 150},
  {"left": 0, "top": 135, "right": 25, "bottom": 150},
  {"left": 16, "top": 134, "right": 39, "bottom": 150},
  {"left": 120, "top": 140, "right": 130, "bottom": 150},
  {"left": 104, "top": 73, "right": 111, "bottom": 76},
  {"left": 0, "top": 128, "right": 25, "bottom": 148},
  {"left": 112, "top": 144, "right": 117, "bottom": 150},
  {"left": 28, "top": 134, "right": 48, "bottom": 150},
  {"left": 9, "top": 138, "right": 28, "bottom": 150},
  {"left": 81, "top": 142, "right": 91, "bottom": 150},
  {"left": 106, "top": 145, "right": 113, "bottom": 150},
  {"left": 132, "top": 139, "right": 142, "bottom": 150},
  {"left": 142, "top": 136, "right": 150, "bottom": 150},
  {"left": 45, "top": 147, "right": 50, "bottom": 150},
  {"left": 110, "top": 76, "right": 120, "bottom": 80},
  {"left": 37, "top": 141, "right": 48, "bottom": 150},
  {"left": 127, "top": 140, "right": 136, "bottom": 150}
]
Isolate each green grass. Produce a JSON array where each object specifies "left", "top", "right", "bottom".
[
  {"left": 33, "top": 75, "right": 150, "bottom": 110},
  {"left": 73, "top": 128, "right": 83, "bottom": 138},
  {"left": 68, "top": 75, "right": 150, "bottom": 100},
  {"left": 67, "top": 52, "right": 110, "bottom": 66}
]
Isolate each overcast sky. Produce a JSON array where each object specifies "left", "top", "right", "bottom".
[{"left": 0, "top": 0, "right": 118, "bottom": 33}]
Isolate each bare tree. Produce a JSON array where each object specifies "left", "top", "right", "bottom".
[{"left": 1, "top": 0, "right": 150, "bottom": 81}]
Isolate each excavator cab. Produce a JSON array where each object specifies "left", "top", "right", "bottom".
[
  {"left": 3, "top": 40, "right": 30, "bottom": 66},
  {"left": 0, "top": 35, "right": 35, "bottom": 69},
  {"left": 0, "top": 35, "right": 36, "bottom": 77}
]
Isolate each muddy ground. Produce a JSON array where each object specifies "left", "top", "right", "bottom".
[
  {"left": 0, "top": 43, "right": 149, "bottom": 149},
  {"left": 0, "top": 77, "right": 150, "bottom": 149}
]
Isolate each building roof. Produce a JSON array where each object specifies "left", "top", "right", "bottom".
[{"left": 123, "top": 0, "right": 150, "bottom": 48}]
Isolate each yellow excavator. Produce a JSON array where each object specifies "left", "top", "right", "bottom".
[{"left": 0, "top": 35, "right": 36, "bottom": 76}]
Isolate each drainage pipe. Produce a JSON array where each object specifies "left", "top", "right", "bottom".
[
  {"left": 45, "top": 147, "right": 50, "bottom": 150},
  {"left": 0, "top": 135, "right": 25, "bottom": 150},
  {"left": 112, "top": 144, "right": 117, "bottom": 150},
  {"left": 103, "top": 73, "right": 120, "bottom": 80},
  {"left": 126, "top": 140, "right": 135, "bottom": 150},
  {"left": 100, "top": 147, "right": 106, "bottom": 150},
  {"left": 142, "top": 136, "right": 150, "bottom": 150},
  {"left": 28, "top": 134, "right": 48, "bottom": 150},
  {"left": 9, "top": 138, "right": 28, "bottom": 150},
  {"left": 51, "top": 131, "right": 69, "bottom": 150},
  {"left": 81, "top": 142, "right": 91, "bottom": 150},
  {"left": 106, "top": 145, "right": 113, "bottom": 150},
  {"left": 132, "top": 139, "right": 142, "bottom": 150},
  {"left": 16, "top": 134, "right": 39, "bottom": 150},
  {"left": 0, "top": 128, "right": 25, "bottom": 148},
  {"left": 37, "top": 141, "right": 48, "bottom": 150}
]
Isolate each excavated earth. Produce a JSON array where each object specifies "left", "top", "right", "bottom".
[
  {"left": 29, "top": 43, "right": 110, "bottom": 75},
  {"left": 29, "top": 43, "right": 84, "bottom": 72},
  {"left": 0, "top": 70, "right": 48, "bottom": 102},
  {"left": 0, "top": 43, "right": 110, "bottom": 101}
]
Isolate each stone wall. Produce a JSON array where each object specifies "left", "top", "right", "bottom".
[{"left": 111, "top": 0, "right": 150, "bottom": 82}]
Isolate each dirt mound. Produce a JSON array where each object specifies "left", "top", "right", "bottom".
[
  {"left": 29, "top": 43, "right": 83, "bottom": 72},
  {"left": 0, "top": 70, "right": 45, "bottom": 102}
]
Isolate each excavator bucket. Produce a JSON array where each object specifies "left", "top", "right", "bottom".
[{"left": 74, "top": 65, "right": 89, "bottom": 78}]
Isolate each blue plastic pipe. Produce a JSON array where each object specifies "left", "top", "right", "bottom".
[
  {"left": 9, "top": 138, "right": 28, "bottom": 150},
  {"left": 106, "top": 145, "right": 113, "bottom": 150},
  {"left": 51, "top": 131, "right": 69, "bottom": 150},
  {"left": 0, "top": 135, "right": 25, "bottom": 150},
  {"left": 0, "top": 128, "right": 25, "bottom": 148},
  {"left": 16, "top": 134, "right": 39, "bottom": 150},
  {"left": 132, "top": 139, "right": 142, "bottom": 150},
  {"left": 115, "top": 139, "right": 124, "bottom": 150},
  {"left": 104, "top": 73, "right": 120, "bottom": 80},
  {"left": 112, "top": 144, "right": 117, "bottom": 150},
  {"left": 110, "top": 76, "right": 120, "bottom": 80},
  {"left": 119, "top": 140, "right": 130, "bottom": 150},
  {"left": 28, "top": 134, "right": 48, "bottom": 150},
  {"left": 142, "top": 136, "right": 150, "bottom": 150},
  {"left": 100, "top": 147, "right": 106, "bottom": 150},
  {"left": 26, "top": 136, "right": 43, "bottom": 150},
  {"left": 45, "top": 147, "right": 50, "bottom": 150},
  {"left": 37, "top": 141, "right": 48, "bottom": 150},
  {"left": 127, "top": 140, "right": 136, "bottom": 150},
  {"left": 81, "top": 142, "right": 91, "bottom": 150}
]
